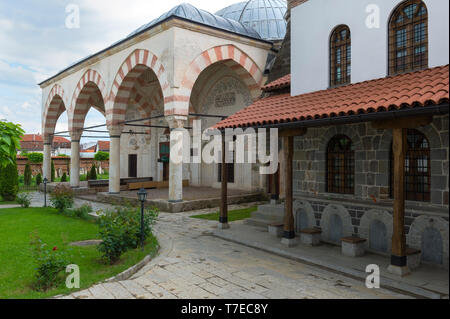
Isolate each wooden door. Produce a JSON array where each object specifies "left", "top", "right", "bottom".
[{"left": 128, "top": 154, "right": 137, "bottom": 178}]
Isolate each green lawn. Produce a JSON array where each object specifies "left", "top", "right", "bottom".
[
  {"left": 0, "top": 207, "right": 159, "bottom": 299},
  {"left": 191, "top": 206, "right": 257, "bottom": 222}
]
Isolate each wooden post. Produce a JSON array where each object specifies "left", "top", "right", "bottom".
[
  {"left": 389, "top": 128, "right": 409, "bottom": 276},
  {"left": 219, "top": 131, "right": 229, "bottom": 229},
  {"left": 282, "top": 135, "right": 295, "bottom": 246}
]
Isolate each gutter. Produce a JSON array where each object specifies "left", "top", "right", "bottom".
[{"left": 219, "top": 104, "right": 449, "bottom": 131}]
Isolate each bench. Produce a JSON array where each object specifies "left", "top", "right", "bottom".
[
  {"left": 341, "top": 237, "right": 367, "bottom": 257},
  {"left": 300, "top": 228, "right": 322, "bottom": 246},
  {"left": 406, "top": 248, "right": 421, "bottom": 270},
  {"left": 268, "top": 223, "right": 284, "bottom": 238}
]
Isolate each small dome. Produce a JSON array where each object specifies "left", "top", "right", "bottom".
[
  {"left": 128, "top": 3, "right": 262, "bottom": 40},
  {"left": 216, "top": 0, "right": 287, "bottom": 41}
]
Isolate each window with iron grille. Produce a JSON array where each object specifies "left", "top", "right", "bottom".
[
  {"left": 389, "top": 129, "right": 431, "bottom": 202},
  {"left": 327, "top": 135, "right": 354, "bottom": 194},
  {"left": 389, "top": 0, "right": 428, "bottom": 75},
  {"left": 330, "top": 25, "right": 351, "bottom": 87},
  {"left": 218, "top": 163, "right": 235, "bottom": 184}
]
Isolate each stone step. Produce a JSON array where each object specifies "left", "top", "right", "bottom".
[{"left": 245, "top": 217, "right": 279, "bottom": 228}]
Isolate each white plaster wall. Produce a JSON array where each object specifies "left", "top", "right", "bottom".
[{"left": 291, "top": 0, "right": 449, "bottom": 96}]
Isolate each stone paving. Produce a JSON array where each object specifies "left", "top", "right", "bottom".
[{"left": 57, "top": 201, "right": 410, "bottom": 299}]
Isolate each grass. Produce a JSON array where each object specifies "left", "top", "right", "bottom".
[
  {"left": 0, "top": 207, "right": 159, "bottom": 299},
  {"left": 191, "top": 206, "right": 257, "bottom": 222}
]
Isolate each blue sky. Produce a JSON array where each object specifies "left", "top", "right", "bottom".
[{"left": 0, "top": 0, "right": 234, "bottom": 142}]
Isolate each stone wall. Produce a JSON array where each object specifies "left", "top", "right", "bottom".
[{"left": 291, "top": 115, "right": 449, "bottom": 268}]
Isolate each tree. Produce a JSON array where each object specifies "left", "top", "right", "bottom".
[
  {"left": 94, "top": 151, "right": 109, "bottom": 162},
  {"left": 0, "top": 120, "right": 24, "bottom": 168},
  {"left": 36, "top": 173, "right": 42, "bottom": 186},
  {"left": 61, "top": 173, "right": 67, "bottom": 183},
  {"left": 26, "top": 153, "right": 43, "bottom": 163},
  {"left": 89, "top": 164, "right": 97, "bottom": 181},
  {"left": 0, "top": 160, "right": 19, "bottom": 201},
  {"left": 24, "top": 163, "right": 32, "bottom": 186},
  {"left": 51, "top": 160, "right": 55, "bottom": 182}
]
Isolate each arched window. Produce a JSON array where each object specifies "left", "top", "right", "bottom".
[
  {"left": 389, "top": 0, "right": 428, "bottom": 75},
  {"left": 390, "top": 129, "right": 431, "bottom": 201},
  {"left": 327, "top": 135, "right": 354, "bottom": 194},
  {"left": 330, "top": 25, "right": 351, "bottom": 87}
]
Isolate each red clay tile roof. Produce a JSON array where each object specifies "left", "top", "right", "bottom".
[
  {"left": 97, "top": 141, "right": 110, "bottom": 151},
  {"left": 20, "top": 134, "right": 70, "bottom": 144},
  {"left": 217, "top": 65, "right": 449, "bottom": 129},
  {"left": 262, "top": 74, "right": 291, "bottom": 92}
]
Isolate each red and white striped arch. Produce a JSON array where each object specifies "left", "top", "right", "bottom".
[
  {"left": 107, "top": 49, "right": 169, "bottom": 127},
  {"left": 69, "top": 69, "right": 107, "bottom": 134},
  {"left": 43, "top": 84, "right": 67, "bottom": 137},
  {"left": 176, "top": 45, "right": 264, "bottom": 116}
]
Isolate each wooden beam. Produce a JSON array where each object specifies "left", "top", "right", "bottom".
[
  {"left": 283, "top": 135, "right": 295, "bottom": 239},
  {"left": 279, "top": 127, "right": 307, "bottom": 137},
  {"left": 391, "top": 128, "right": 408, "bottom": 269},
  {"left": 219, "top": 132, "right": 229, "bottom": 228},
  {"left": 372, "top": 116, "right": 432, "bottom": 129}
]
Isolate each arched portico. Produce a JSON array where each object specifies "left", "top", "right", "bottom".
[
  {"left": 108, "top": 49, "right": 167, "bottom": 194},
  {"left": 68, "top": 70, "right": 108, "bottom": 188},
  {"left": 42, "top": 84, "right": 67, "bottom": 181}
]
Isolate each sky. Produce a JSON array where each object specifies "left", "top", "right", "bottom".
[{"left": 0, "top": 0, "right": 236, "bottom": 142}]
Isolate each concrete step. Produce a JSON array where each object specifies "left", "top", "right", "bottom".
[{"left": 245, "top": 217, "right": 282, "bottom": 228}]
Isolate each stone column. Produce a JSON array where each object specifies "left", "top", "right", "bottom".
[
  {"left": 70, "top": 132, "right": 81, "bottom": 188},
  {"left": 166, "top": 116, "right": 187, "bottom": 203},
  {"left": 108, "top": 126, "right": 122, "bottom": 194},
  {"left": 43, "top": 135, "right": 53, "bottom": 181}
]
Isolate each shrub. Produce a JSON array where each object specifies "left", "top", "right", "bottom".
[
  {"left": 36, "top": 173, "right": 42, "bottom": 186},
  {"left": 50, "top": 184, "right": 74, "bottom": 213},
  {"left": 80, "top": 174, "right": 87, "bottom": 182},
  {"left": 89, "top": 165, "right": 97, "bottom": 181},
  {"left": 65, "top": 204, "right": 93, "bottom": 220},
  {"left": 30, "top": 232, "right": 69, "bottom": 291},
  {"left": 51, "top": 160, "right": 55, "bottom": 182},
  {"left": 24, "top": 163, "right": 32, "bottom": 186},
  {"left": 0, "top": 161, "right": 19, "bottom": 201},
  {"left": 97, "top": 207, "right": 159, "bottom": 264},
  {"left": 26, "top": 153, "right": 43, "bottom": 164},
  {"left": 16, "top": 193, "right": 31, "bottom": 208},
  {"left": 61, "top": 173, "right": 67, "bottom": 183},
  {"left": 94, "top": 151, "right": 109, "bottom": 162}
]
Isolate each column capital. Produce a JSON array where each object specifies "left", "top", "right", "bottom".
[
  {"left": 166, "top": 115, "right": 187, "bottom": 129},
  {"left": 70, "top": 130, "right": 83, "bottom": 142},
  {"left": 43, "top": 134, "right": 53, "bottom": 145},
  {"left": 107, "top": 125, "right": 124, "bottom": 137}
]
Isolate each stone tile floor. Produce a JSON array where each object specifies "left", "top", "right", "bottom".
[{"left": 53, "top": 200, "right": 410, "bottom": 299}]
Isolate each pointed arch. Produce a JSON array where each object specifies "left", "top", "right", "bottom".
[
  {"left": 181, "top": 45, "right": 264, "bottom": 105},
  {"left": 43, "top": 84, "right": 67, "bottom": 137},
  {"left": 107, "top": 49, "right": 168, "bottom": 127},
  {"left": 69, "top": 69, "right": 107, "bottom": 133}
]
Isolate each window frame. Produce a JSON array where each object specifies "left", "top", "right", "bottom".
[
  {"left": 330, "top": 25, "right": 351, "bottom": 87},
  {"left": 326, "top": 135, "right": 355, "bottom": 195},
  {"left": 388, "top": 0, "right": 428, "bottom": 75},
  {"left": 389, "top": 129, "right": 431, "bottom": 202}
]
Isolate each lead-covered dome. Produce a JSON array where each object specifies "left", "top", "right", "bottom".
[{"left": 216, "top": 0, "right": 287, "bottom": 41}]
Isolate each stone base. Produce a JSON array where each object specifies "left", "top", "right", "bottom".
[
  {"left": 300, "top": 229, "right": 322, "bottom": 246},
  {"left": 281, "top": 237, "right": 298, "bottom": 247},
  {"left": 407, "top": 248, "right": 422, "bottom": 270},
  {"left": 341, "top": 237, "right": 366, "bottom": 257},
  {"left": 268, "top": 224, "right": 284, "bottom": 237},
  {"left": 387, "top": 265, "right": 411, "bottom": 277},
  {"left": 342, "top": 241, "right": 365, "bottom": 257},
  {"left": 218, "top": 223, "right": 230, "bottom": 230}
]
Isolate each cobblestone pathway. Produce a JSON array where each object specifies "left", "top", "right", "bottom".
[{"left": 59, "top": 202, "right": 410, "bottom": 299}]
